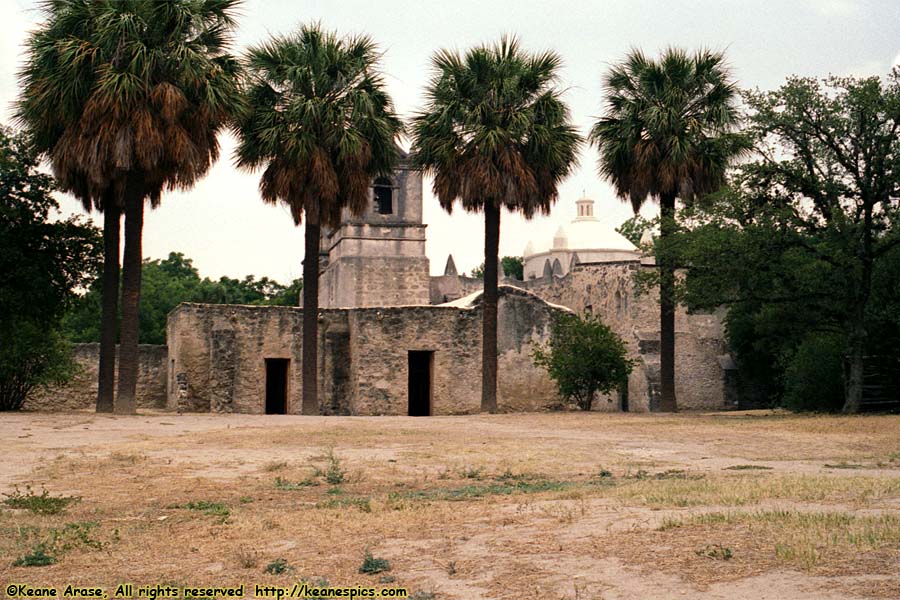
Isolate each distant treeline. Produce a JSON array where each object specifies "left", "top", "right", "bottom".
[{"left": 63, "top": 252, "right": 302, "bottom": 345}]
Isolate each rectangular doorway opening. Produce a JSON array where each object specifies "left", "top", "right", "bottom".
[
  {"left": 408, "top": 351, "right": 433, "bottom": 416},
  {"left": 265, "top": 359, "right": 289, "bottom": 415}
]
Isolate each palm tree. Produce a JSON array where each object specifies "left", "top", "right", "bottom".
[
  {"left": 411, "top": 37, "right": 581, "bottom": 413},
  {"left": 17, "top": 0, "right": 243, "bottom": 414},
  {"left": 234, "top": 24, "right": 403, "bottom": 415},
  {"left": 589, "top": 48, "right": 746, "bottom": 412}
]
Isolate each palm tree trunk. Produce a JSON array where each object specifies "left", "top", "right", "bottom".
[
  {"left": 658, "top": 192, "right": 677, "bottom": 412},
  {"left": 96, "top": 199, "right": 120, "bottom": 413},
  {"left": 481, "top": 203, "right": 500, "bottom": 413},
  {"left": 301, "top": 216, "right": 321, "bottom": 416},
  {"left": 115, "top": 188, "right": 143, "bottom": 415}
]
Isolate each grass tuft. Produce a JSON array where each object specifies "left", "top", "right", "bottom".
[
  {"left": 723, "top": 465, "right": 773, "bottom": 471},
  {"left": 264, "top": 558, "right": 292, "bottom": 575},
  {"left": 359, "top": 550, "right": 390, "bottom": 574},
  {"left": 274, "top": 476, "right": 319, "bottom": 490},
  {"left": 13, "top": 544, "right": 57, "bottom": 567},
  {"left": 3, "top": 486, "right": 79, "bottom": 515},
  {"left": 184, "top": 501, "right": 230, "bottom": 519}
]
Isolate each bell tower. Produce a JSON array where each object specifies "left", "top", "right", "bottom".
[{"left": 318, "top": 151, "right": 430, "bottom": 308}]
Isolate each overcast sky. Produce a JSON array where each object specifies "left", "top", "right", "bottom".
[{"left": 2, "top": 0, "right": 899, "bottom": 281}]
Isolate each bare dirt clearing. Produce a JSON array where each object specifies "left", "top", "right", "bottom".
[{"left": 1, "top": 411, "right": 898, "bottom": 599}]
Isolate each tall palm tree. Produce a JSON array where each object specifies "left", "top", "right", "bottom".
[
  {"left": 17, "top": 0, "right": 243, "bottom": 414},
  {"left": 234, "top": 24, "right": 403, "bottom": 415},
  {"left": 411, "top": 37, "right": 581, "bottom": 413},
  {"left": 589, "top": 48, "right": 746, "bottom": 412}
]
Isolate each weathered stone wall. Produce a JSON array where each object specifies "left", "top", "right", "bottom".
[
  {"left": 347, "top": 306, "right": 482, "bottom": 414},
  {"left": 167, "top": 304, "right": 352, "bottom": 414},
  {"left": 495, "top": 288, "right": 568, "bottom": 412},
  {"left": 23, "top": 344, "right": 167, "bottom": 411},
  {"left": 522, "top": 262, "right": 733, "bottom": 412},
  {"left": 167, "top": 288, "right": 564, "bottom": 415},
  {"left": 322, "top": 254, "right": 431, "bottom": 308}
]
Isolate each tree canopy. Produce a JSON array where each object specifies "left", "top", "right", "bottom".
[
  {"left": 0, "top": 126, "right": 101, "bottom": 410},
  {"left": 471, "top": 257, "right": 524, "bottom": 280},
  {"left": 672, "top": 74, "right": 900, "bottom": 412}
]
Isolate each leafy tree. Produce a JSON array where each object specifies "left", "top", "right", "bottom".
[
  {"left": 589, "top": 48, "right": 747, "bottom": 412},
  {"left": 781, "top": 332, "right": 847, "bottom": 412},
  {"left": 235, "top": 23, "right": 403, "bottom": 415},
  {"left": 266, "top": 278, "right": 303, "bottom": 307},
  {"left": 533, "top": 312, "right": 634, "bottom": 411},
  {"left": 616, "top": 214, "right": 657, "bottom": 247},
  {"left": 411, "top": 37, "right": 581, "bottom": 412},
  {"left": 674, "top": 75, "right": 900, "bottom": 413},
  {"left": 0, "top": 126, "right": 101, "bottom": 410},
  {"left": 18, "top": 0, "right": 243, "bottom": 414},
  {"left": 471, "top": 256, "right": 524, "bottom": 280}
]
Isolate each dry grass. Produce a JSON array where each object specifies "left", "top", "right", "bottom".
[
  {"left": 0, "top": 411, "right": 898, "bottom": 599},
  {"left": 610, "top": 473, "right": 900, "bottom": 508}
]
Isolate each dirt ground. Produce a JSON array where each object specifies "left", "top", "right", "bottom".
[{"left": 0, "top": 410, "right": 898, "bottom": 600}]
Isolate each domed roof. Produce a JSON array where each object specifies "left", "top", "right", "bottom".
[
  {"left": 523, "top": 194, "right": 639, "bottom": 263},
  {"left": 565, "top": 218, "right": 637, "bottom": 252}
]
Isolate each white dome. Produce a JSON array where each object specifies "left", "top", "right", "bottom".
[
  {"left": 521, "top": 193, "right": 640, "bottom": 281},
  {"left": 565, "top": 219, "right": 637, "bottom": 252},
  {"left": 523, "top": 241, "right": 535, "bottom": 257}
]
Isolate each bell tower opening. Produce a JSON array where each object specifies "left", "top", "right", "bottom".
[{"left": 374, "top": 177, "right": 393, "bottom": 214}]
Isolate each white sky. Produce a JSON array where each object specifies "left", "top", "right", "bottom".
[{"left": 2, "top": 0, "right": 899, "bottom": 281}]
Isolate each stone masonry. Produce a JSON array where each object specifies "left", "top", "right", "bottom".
[
  {"left": 24, "top": 344, "right": 167, "bottom": 411},
  {"left": 166, "top": 286, "right": 565, "bottom": 415},
  {"left": 520, "top": 263, "right": 733, "bottom": 412}
]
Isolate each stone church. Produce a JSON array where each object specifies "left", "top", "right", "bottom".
[
  {"left": 163, "top": 154, "right": 736, "bottom": 415},
  {"left": 28, "top": 155, "right": 736, "bottom": 414}
]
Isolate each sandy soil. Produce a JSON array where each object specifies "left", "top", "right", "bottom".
[{"left": 0, "top": 410, "right": 898, "bottom": 599}]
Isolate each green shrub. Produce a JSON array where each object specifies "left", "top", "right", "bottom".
[
  {"left": 264, "top": 558, "right": 292, "bottom": 575},
  {"left": 781, "top": 333, "right": 845, "bottom": 412},
  {"left": 533, "top": 312, "right": 634, "bottom": 410}
]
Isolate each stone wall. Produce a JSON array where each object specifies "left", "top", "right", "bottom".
[
  {"left": 166, "top": 287, "right": 565, "bottom": 415},
  {"left": 521, "top": 262, "right": 734, "bottom": 412},
  {"left": 23, "top": 343, "right": 167, "bottom": 411},
  {"left": 321, "top": 254, "right": 431, "bottom": 308}
]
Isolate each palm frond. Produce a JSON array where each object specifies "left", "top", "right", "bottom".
[{"left": 233, "top": 22, "right": 403, "bottom": 228}]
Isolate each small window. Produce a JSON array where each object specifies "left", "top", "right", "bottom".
[{"left": 374, "top": 177, "right": 393, "bottom": 214}]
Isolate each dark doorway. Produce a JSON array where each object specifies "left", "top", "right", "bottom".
[
  {"left": 265, "top": 359, "right": 289, "bottom": 415},
  {"left": 408, "top": 351, "right": 433, "bottom": 416}
]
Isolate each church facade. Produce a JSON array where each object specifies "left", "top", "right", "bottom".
[
  {"left": 162, "top": 158, "right": 737, "bottom": 415},
  {"left": 165, "top": 157, "right": 566, "bottom": 415}
]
